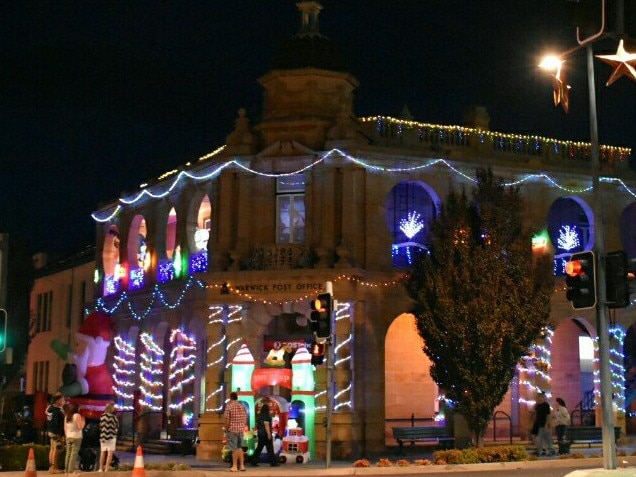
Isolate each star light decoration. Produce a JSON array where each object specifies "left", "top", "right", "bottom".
[
  {"left": 596, "top": 39, "right": 636, "bottom": 86},
  {"left": 539, "top": 55, "right": 570, "bottom": 113},
  {"left": 399, "top": 211, "right": 425, "bottom": 239}
]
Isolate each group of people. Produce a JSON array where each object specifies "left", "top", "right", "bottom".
[
  {"left": 532, "top": 392, "right": 571, "bottom": 456},
  {"left": 223, "top": 391, "right": 281, "bottom": 472},
  {"left": 45, "top": 393, "right": 119, "bottom": 474}
]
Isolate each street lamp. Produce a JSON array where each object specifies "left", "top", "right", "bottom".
[{"left": 537, "top": 6, "right": 634, "bottom": 471}]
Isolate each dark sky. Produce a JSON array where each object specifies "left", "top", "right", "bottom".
[{"left": 2, "top": 1, "right": 635, "bottom": 257}]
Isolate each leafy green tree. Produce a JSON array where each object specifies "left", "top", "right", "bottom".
[{"left": 404, "top": 168, "right": 554, "bottom": 447}]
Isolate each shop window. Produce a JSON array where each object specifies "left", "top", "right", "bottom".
[
  {"left": 276, "top": 175, "right": 305, "bottom": 244},
  {"left": 128, "top": 216, "right": 149, "bottom": 290},
  {"left": 159, "top": 208, "right": 178, "bottom": 283}
]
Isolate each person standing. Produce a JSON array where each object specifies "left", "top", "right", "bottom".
[
  {"left": 553, "top": 397, "right": 571, "bottom": 446},
  {"left": 224, "top": 391, "right": 248, "bottom": 472},
  {"left": 250, "top": 403, "right": 280, "bottom": 467},
  {"left": 46, "top": 393, "right": 65, "bottom": 474},
  {"left": 64, "top": 403, "right": 85, "bottom": 474},
  {"left": 99, "top": 402, "right": 119, "bottom": 472},
  {"left": 534, "top": 392, "right": 555, "bottom": 456}
]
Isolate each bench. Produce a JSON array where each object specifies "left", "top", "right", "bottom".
[
  {"left": 392, "top": 426, "right": 455, "bottom": 453},
  {"left": 564, "top": 426, "right": 621, "bottom": 447},
  {"left": 167, "top": 428, "right": 199, "bottom": 455}
]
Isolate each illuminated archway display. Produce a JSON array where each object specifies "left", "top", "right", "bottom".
[
  {"left": 547, "top": 197, "right": 594, "bottom": 276},
  {"left": 386, "top": 181, "right": 440, "bottom": 267}
]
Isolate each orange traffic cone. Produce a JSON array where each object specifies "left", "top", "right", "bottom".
[
  {"left": 131, "top": 446, "right": 145, "bottom": 477},
  {"left": 24, "top": 447, "right": 37, "bottom": 477}
]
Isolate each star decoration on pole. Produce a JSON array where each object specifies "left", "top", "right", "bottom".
[
  {"left": 595, "top": 39, "right": 636, "bottom": 86},
  {"left": 552, "top": 64, "right": 571, "bottom": 113}
]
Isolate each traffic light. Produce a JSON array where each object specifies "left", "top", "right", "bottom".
[
  {"left": 565, "top": 251, "right": 597, "bottom": 309},
  {"left": 310, "top": 341, "right": 325, "bottom": 366},
  {"left": 310, "top": 292, "right": 333, "bottom": 340},
  {"left": 0, "top": 309, "right": 6, "bottom": 353},
  {"left": 606, "top": 250, "right": 630, "bottom": 309}
]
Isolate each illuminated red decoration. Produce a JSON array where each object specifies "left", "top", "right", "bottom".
[{"left": 251, "top": 368, "right": 293, "bottom": 390}]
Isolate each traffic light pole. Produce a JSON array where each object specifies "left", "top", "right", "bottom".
[
  {"left": 324, "top": 281, "right": 334, "bottom": 468},
  {"left": 586, "top": 43, "right": 617, "bottom": 470}
]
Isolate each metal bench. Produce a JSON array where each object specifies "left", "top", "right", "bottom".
[
  {"left": 392, "top": 426, "right": 455, "bottom": 453},
  {"left": 564, "top": 426, "right": 621, "bottom": 447}
]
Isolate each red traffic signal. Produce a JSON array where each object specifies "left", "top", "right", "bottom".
[
  {"left": 565, "top": 251, "right": 596, "bottom": 310},
  {"left": 310, "top": 341, "right": 325, "bottom": 366}
]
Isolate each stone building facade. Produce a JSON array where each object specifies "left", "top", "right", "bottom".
[{"left": 53, "top": 0, "right": 636, "bottom": 460}]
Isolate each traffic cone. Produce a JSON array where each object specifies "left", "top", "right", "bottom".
[
  {"left": 131, "top": 446, "right": 145, "bottom": 477},
  {"left": 24, "top": 447, "right": 37, "bottom": 477}
]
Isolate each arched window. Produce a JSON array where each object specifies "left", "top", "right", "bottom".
[
  {"left": 158, "top": 207, "right": 179, "bottom": 283},
  {"left": 386, "top": 181, "right": 440, "bottom": 267},
  {"left": 102, "top": 225, "right": 121, "bottom": 296},
  {"left": 547, "top": 197, "right": 594, "bottom": 276},
  {"left": 190, "top": 195, "right": 211, "bottom": 274},
  {"left": 128, "top": 215, "right": 149, "bottom": 290}
]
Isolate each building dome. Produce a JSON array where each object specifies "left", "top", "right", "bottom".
[{"left": 270, "top": 1, "right": 348, "bottom": 73}]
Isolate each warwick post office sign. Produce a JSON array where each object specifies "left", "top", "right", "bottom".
[{"left": 231, "top": 281, "right": 325, "bottom": 294}]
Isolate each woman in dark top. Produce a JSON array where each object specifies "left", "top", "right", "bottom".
[{"left": 249, "top": 403, "right": 279, "bottom": 466}]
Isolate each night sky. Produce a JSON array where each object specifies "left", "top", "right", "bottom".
[{"left": 2, "top": 1, "right": 635, "bottom": 257}]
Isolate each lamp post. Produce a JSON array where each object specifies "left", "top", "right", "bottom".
[{"left": 539, "top": 1, "right": 619, "bottom": 468}]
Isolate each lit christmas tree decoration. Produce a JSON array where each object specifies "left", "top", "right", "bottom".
[
  {"left": 557, "top": 225, "right": 580, "bottom": 251},
  {"left": 399, "top": 211, "right": 425, "bottom": 239}
]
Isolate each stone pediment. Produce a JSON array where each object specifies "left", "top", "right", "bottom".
[{"left": 256, "top": 140, "right": 316, "bottom": 158}]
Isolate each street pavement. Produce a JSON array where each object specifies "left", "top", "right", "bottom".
[{"left": 8, "top": 445, "right": 636, "bottom": 476}]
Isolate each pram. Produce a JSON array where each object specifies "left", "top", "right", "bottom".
[{"left": 78, "top": 420, "right": 119, "bottom": 471}]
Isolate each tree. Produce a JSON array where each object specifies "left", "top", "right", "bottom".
[{"left": 404, "top": 168, "right": 554, "bottom": 447}]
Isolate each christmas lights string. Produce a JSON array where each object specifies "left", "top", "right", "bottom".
[
  {"left": 518, "top": 328, "right": 553, "bottom": 406},
  {"left": 168, "top": 329, "right": 197, "bottom": 412},
  {"left": 87, "top": 276, "right": 205, "bottom": 320},
  {"left": 91, "top": 134, "right": 633, "bottom": 224},
  {"left": 112, "top": 328, "right": 200, "bottom": 416},
  {"left": 139, "top": 332, "right": 165, "bottom": 411},
  {"left": 205, "top": 305, "right": 244, "bottom": 412},
  {"left": 113, "top": 337, "right": 136, "bottom": 410},
  {"left": 592, "top": 326, "right": 626, "bottom": 413}
]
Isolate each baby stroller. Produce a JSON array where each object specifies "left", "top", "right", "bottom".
[{"left": 78, "top": 420, "right": 119, "bottom": 471}]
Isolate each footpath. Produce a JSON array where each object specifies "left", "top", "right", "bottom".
[{"left": 12, "top": 444, "right": 636, "bottom": 477}]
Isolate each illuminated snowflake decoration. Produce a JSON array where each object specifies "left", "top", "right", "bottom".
[
  {"left": 399, "top": 212, "right": 425, "bottom": 239},
  {"left": 557, "top": 225, "right": 580, "bottom": 251}
]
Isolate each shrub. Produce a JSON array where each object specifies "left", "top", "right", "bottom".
[
  {"left": 353, "top": 459, "right": 370, "bottom": 467},
  {"left": 433, "top": 445, "right": 527, "bottom": 465},
  {"left": 376, "top": 458, "right": 393, "bottom": 467},
  {"left": 0, "top": 444, "right": 57, "bottom": 471},
  {"left": 396, "top": 459, "right": 410, "bottom": 467}
]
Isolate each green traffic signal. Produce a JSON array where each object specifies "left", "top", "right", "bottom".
[{"left": 0, "top": 309, "right": 6, "bottom": 353}]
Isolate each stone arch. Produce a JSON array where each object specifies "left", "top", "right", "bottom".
[
  {"left": 551, "top": 317, "right": 597, "bottom": 425},
  {"left": 620, "top": 203, "right": 636, "bottom": 261},
  {"left": 384, "top": 313, "right": 438, "bottom": 444}
]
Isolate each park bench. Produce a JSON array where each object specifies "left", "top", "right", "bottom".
[
  {"left": 563, "top": 426, "right": 621, "bottom": 447},
  {"left": 392, "top": 426, "right": 455, "bottom": 453}
]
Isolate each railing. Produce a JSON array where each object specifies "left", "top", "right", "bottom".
[
  {"left": 358, "top": 116, "right": 630, "bottom": 168},
  {"left": 491, "top": 411, "right": 513, "bottom": 444}
]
